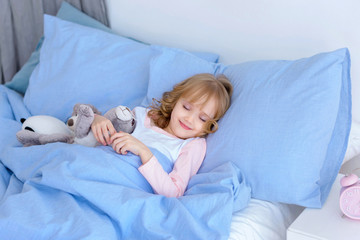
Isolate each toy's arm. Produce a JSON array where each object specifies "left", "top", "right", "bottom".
[
  {"left": 16, "top": 130, "right": 73, "bottom": 147},
  {"left": 74, "top": 105, "right": 96, "bottom": 138},
  {"left": 39, "top": 133, "right": 74, "bottom": 145},
  {"left": 103, "top": 107, "right": 116, "bottom": 121}
]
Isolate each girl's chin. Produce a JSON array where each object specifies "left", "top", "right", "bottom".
[{"left": 172, "top": 130, "right": 188, "bottom": 139}]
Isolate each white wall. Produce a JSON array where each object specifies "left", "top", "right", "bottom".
[{"left": 106, "top": 0, "right": 360, "bottom": 122}]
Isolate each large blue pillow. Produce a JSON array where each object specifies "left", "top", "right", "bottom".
[
  {"left": 146, "top": 47, "right": 351, "bottom": 208},
  {"left": 6, "top": 1, "right": 219, "bottom": 95},
  {"left": 24, "top": 15, "right": 155, "bottom": 121}
]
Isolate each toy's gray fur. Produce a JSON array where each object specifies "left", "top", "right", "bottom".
[
  {"left": 17, "top": 103, "right": 136, "bottom": 147},
  {"left": 72, "top": 104, "right": 96, "bottom": 138},
  {"left": 67, "top": 104, "right": 136, "bottom": 147},
  {"left": 104, "top": 106, "right": 136, "bottom": 133},
  {"left": 16, "top": 130, "right": 73, "bottom": 147},
  {"left": 71, "top": 103, "right": 101, "bottom": 117}
]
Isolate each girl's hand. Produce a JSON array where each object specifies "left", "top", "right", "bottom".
[
  {"left": 91, "top": 114, "right": 116, "bottom": 145},
  {"left": 110, "top": 132, "right": 153, "bottom": 164}
]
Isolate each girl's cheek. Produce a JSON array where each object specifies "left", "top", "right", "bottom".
[{"left": 196, "top": 122, "right": 204, "bottom": 132}]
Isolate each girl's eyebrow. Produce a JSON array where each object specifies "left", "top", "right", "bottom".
[
  {"left": 182, "top": 99, "right": 193, "bottom": 108},
  {"left": 183, "top": 98, "right": 191, "bottom": 104},
  {"left": 182, "top": 99, "right": 190, "bottom": 105}
]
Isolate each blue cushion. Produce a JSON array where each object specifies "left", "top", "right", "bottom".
[
  {"left": 146, "top": 47, "right": 351, "bottom": 207},
  {"left": 24, "top": 15, "right": 155, "bottom": 121},
  {"left": 141, "top": 45, "right": 220, "bottom": 107},
  {"left": 6, "top": 1, "right": 219, "bottom": 95},
  {"left": 201, "top": 48, "right": 351, "bottom": 208}
]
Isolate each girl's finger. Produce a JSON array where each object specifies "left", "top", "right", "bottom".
[
  {"left": 120, "top": 146, "right": 128, "bottom": 155},
  {"left": 110, "top": 132, "right": 124, "bottom": 142},
  {"left": 113, "top": 139, "right": 125, "bottom": 153},
  {"left": 102, "top": 126, "right": 112, "bottom": 145}
]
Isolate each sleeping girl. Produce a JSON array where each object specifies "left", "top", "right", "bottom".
[{"left": 91, "top": 73, "right": 233, "bottom": 197}]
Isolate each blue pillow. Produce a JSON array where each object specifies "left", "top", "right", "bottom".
[
  {"left": 141, "top": 45, "right": 220, "bottom": 107},
  {"left": 5, "top": 1, "right": 219, "bottom": 95},
  {"left": 24, "top": 15, "right": 155, "bottom": 121},
  {"left": 146, "top": 47, "right": 351, "bottom": 208}
]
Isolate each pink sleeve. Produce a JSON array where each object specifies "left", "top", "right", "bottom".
[{"left": 138, "top": 138, "right": 206, "bottom": 198}]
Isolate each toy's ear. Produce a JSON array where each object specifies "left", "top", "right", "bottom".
[
  {"left": 21, "top": 118, "right": 26, "bottom": 123},
  {"left": 89, "top": 105, "right": 101, "bottom": 115},
  {"left": 72, "top": 103, "right": 101, "bottom": 116},
  {"left": 72, "top": 103, "right": 82, "bottom": 116}
]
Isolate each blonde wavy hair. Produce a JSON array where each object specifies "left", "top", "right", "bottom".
[{"left": 148, "top": 73, "right": 233, "bottom": 136}]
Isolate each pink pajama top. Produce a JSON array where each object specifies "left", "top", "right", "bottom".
[{"left": 132, "top": 107, "right": 206, "bottom": 198}]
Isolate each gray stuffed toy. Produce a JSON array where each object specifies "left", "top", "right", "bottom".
[
  {"left": 67, "top": 104, "right": 136, "bottom": 147},
  {"left": 17, "top": 103, "right": 137, "bottom": 147}
]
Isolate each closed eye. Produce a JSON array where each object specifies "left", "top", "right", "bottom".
[{"left": 183, "top": 104, "right": 190, "bottom": 110}]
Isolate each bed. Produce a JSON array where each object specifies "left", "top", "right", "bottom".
[{"left": 0, "top": 0, "right": 358, "bottom": 239}]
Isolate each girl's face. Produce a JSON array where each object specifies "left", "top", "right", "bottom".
[{"left": 164, "top": 97, "right": 217, "bottom": 139}]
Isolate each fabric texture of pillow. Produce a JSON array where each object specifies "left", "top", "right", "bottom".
[
  {"left": 6, "top": 1, "right": 219, "bottom": 95},
  {"left": 201, "top": 48, "right": 351, "bottom": 208},
  {"left": 24, "top": 15, "right": 155, "bottom": 121},
  {"left": 145, "top": 47, "right": 351, "bottom": 208}
]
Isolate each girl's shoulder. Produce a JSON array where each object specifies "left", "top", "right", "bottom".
[
  {"left": 133, "top": 106, "right": 148, "bottom": 112},
  {"left": 180, "top": 138, "right": 207, "bottom": 161},
  {"left": 183, "top": 137, "right": 206, "bottom": 151},
  {"left": 133, "top": 106, "right": 149, "bottom": 119}
]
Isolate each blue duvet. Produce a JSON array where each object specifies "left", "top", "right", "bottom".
[{"left": 0, "top": 85, "right": 250, "bottom": 240}]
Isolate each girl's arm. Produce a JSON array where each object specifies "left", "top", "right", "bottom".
[
  {"left": 110, "top": 132, "right": 153, "bottom": 164},
  {"left": 138, "top": 138, "right": 206, "bottom": 198}
]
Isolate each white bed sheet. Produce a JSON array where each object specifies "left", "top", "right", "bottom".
[{"left": 229, "top": 199, "right": 304, "bottom": 240}]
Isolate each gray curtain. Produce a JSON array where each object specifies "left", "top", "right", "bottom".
[{"left": 0, "top": 0, "right": 109, "bottom": 84}]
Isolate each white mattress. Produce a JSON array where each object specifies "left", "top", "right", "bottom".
[{"left": 229, "top": 199, "right": 304, "bottom": 240}]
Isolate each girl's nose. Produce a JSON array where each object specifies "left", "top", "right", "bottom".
[{"left": 184, "top": 113, "right": 194, "bottom": 123}]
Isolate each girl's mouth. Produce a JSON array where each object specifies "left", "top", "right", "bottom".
[{"left": 179, "top": 120, "right": 191, "bottom": 130}]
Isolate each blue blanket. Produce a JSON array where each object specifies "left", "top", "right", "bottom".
[{"left": 0, "top": 85, "right": 250, "bottom": 240}]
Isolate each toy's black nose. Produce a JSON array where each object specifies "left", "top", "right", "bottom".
[
  {"left": 20, "top": 118, "right": 26, "bottom": 123},
  {"left": 67, "top": 119, "right": 74, "bottom": 126}
]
